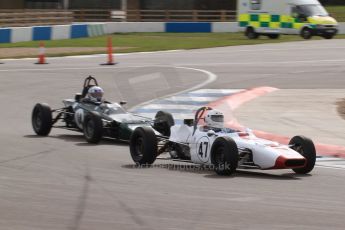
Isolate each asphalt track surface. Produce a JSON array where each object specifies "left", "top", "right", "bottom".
[{"left": 1, "top": 40, "right": 345, "bottom": 230}]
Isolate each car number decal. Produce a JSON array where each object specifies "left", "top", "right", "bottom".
[{"left": 196, "top": 136, "right": 210, "bottom": 163}]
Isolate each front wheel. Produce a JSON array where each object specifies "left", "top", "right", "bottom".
[
  {"left": 301, "top": 28, "right": 313, "bottom": 39},
  {"left": 211, "top": 137, "right": 239, "bottom": 176},
  {"left": 245, "top": 27, "right": 259, "bottom": 39},
  {"left": 130, "top": 127, "right": 158, "bottom": 165},
  {"left": 289, "top": 136, "right": 316, "bottom": 174},
  {"left": 32, "top": 103, "right": 53, "bottom": 136},
  {"left": 83, "top": 112, "right": 103, "bottom": 144}
]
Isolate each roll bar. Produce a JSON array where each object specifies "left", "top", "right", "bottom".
[{"left": 192, "top": 106, "right": 213, "bottom": 135}]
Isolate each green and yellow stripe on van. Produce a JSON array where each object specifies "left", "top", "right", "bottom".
[{"left": 238, "top": 13, "right": 336, "bottom": 30}]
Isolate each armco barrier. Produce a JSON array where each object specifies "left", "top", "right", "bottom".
[
  {"left": 105, "top": 22, "right": 165, "bottom": 33},
  {"left": 165, "top": 22, "right": 212, "bottom": 33},
  {"left": 0, "top": 28, "right": 11, "bottom": 43},
  {"left": 0, "top": 22, "right": 344, "bottom": 43}
]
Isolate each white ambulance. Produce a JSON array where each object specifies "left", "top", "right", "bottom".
[{"left": 237, "top": 0, "right": 338, "bottom": 39}]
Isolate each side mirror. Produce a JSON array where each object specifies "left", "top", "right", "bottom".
[
  {"left": 119, "top": 101, "right": 127, "bottom": 106},
  {"left": 207, "top": 130, "right": 216, "bottom": 137}
]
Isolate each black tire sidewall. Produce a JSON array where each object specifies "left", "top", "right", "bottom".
[
  {"left": 323, "top": 33, "right": 334, "bottom": 39},
  {"left": 289, "top": 136, "right": 316, "bottom": 174},
  {"left": 211, "top": 137, "right": 239, "bottom": 175},
  {"left": 301, "top": 28, "right": 312, "bottom": 39},
  {"left": 246, "top": 27, "right": 259, "bottom": 39},
  {"left": 32, "top": 103, "right": 53, "bottom": 136},
  {"left": 130, "top": 127, "right": 158, "bottom": 165},
  {"left": 83, "top": 112, "right": 103, "bottom": 143}
]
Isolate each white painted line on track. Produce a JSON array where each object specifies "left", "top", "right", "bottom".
[
  {"left": 316, "top": 165, "right": 345, "bottom": 171},
  {"left": 0, "top": 59, "right": 343, "bottom": 73},
  {"left": 229, "top": 46, "right": 345, "bottom": 52},
  {"left": 316, "top": 157, "right": 345, "bottom": 170},
  {"left": 0, "top": 64, "right": 212, "bottom": 73},
  {"left": 181, "top": 59, "right": 345, "bottom": 67},
  {"left": 130, "top": 66, "right": 218, "bottom": 111}
]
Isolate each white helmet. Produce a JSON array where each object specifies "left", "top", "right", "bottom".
[
  {"left": 205, "top": 109, "right": 224, "bottom": 129},
  {"left": 88, "top": 86, "right": 104, "bottom": 102}
]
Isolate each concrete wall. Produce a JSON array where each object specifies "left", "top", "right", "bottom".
[{"left": 0, "top": 22, "right": 344, "bottom": 43}]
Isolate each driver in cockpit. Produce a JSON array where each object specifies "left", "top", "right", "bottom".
[
  {"left": 202, "top": 109, "right": 225, "bottom": 132},
  {"left": 202, "top": 109, "right": 236, "bottom": 133},
  {"left": 82, "top": 86, "right": 104, "bottom": 105}
]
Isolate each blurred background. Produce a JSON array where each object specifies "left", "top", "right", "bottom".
[{"left": 0, "top": 0, "right": 342, "bottom": 10}]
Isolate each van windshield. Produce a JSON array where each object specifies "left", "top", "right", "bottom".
[{"left": 296, "top": 4, "right": 328, "bottom": 17}]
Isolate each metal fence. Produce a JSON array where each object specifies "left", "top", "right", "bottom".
[
  {"left": 0, "top": 9, "right": 344, "bottom": 27},
  {"left": 57, "top": 9, "right": 345, "bottom": 23},
  {"left": 0, "top": 10, "right": 73, "bottom": 27},
  {"left": 72, "top": 9, "right": 237, "bottom": 22}
]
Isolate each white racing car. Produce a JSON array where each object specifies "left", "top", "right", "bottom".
[{"left": 129, "top": 107, "right": 316, "bottom": 176}]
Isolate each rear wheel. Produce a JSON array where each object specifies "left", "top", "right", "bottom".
[
  {"left": 289, "top": 136, "right": 316, "bottom": 174},
  {"left": 83, "top": 112, "right": 103, "bottom": 144},
  {"left": 323, "top": 33, "right": 334, "bottom": 39},
  {"left": 130, "top": 127, "right": 158, "bottom": 165},
  {"left": 211, "top": 137, "right": 239, "bottom": 176},
  {"left": 245, "top": 27, "right": 259, "bottom": 39},
  {"left": 32, "top": 103, "right": 53, "bottom": 136},
  {"left": 301, "top": 28, "right": 313, "bottom": 39},
  {"left": 153, "top": 111, "right": 174, "bottom": 137}
]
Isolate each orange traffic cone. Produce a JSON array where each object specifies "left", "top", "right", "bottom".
[
  {"left": 35, "top": 41, "right": 48, "bottom": 64},
  {"left": 101, "top": 36, "right": 117, "bottom": 65}
]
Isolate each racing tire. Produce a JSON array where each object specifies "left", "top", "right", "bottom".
[
  {"left": 83, "top": 112, "right": 103, "bottom": 144},
  {"left": 267, "top": 34, "right": 280, "bottom": 39},
  {"left": 289, "top": 136, "right": 316, "bottom": 174},
  {"left": 211, "top": 137, "right": 239, "bottom": 176},
  {"left": 130, "top": 127, "right": 158, "bottom": 165},
  {"left": 245, "top": 27, "right": 259, "bottom": 39},
  {"left": 32, "top": 103, "right": 53, "bottom": 136},
  {"left": 322, "top": 33, "right": 334, "bottom": 39},
  {"left": 301, "top": 28, "right": 313, "bottom": 39},
  {"left": 153, "top": 111, "right": 175, "bottom": 137}
]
